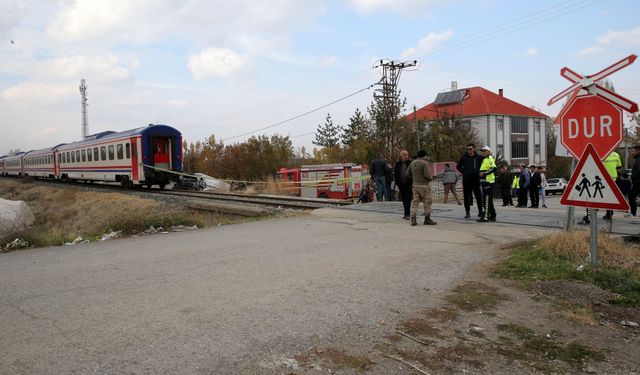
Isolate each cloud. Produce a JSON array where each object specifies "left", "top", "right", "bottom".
[
  {"left": 1, "top": 82, "right": 76, "bottom": 103},
  {"left": 35, "top": 55, "right": 130, "bottom": 82},
  {"left": 168, "top": 99, "right": 188, "bottom": 109},
  {"left": 187, "top": 48, "right": 248, "bottom": 80},
  {"left": 320, "top": 55, "right": 338, "bottom": 66},
  {"left": 597, "top": 26, "right": 640, "bottom": 46},
  {"left": 573, "top": 26, "right": 640, "bottom": 58},
  {"left": 401, "top": 30, "right": 453, "bottom": 58},
  {"left": 525, "top": 47, "right": 538, "bottom": 56},
  {"left": 349, "top": 0, "right": 444, "bottom": 15}
]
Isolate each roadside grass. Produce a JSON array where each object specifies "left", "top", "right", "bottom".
[
  {"left": 495, "top": 323, "right": 606, "bottom": 370},
  {"left": 445, "top": 281, "right": 509, "bottom": 311},
  {"left": 1, "top": 180, "right": 225, "bottom": 248},
  {"left": 552, "top": 300, "right": 599, "bottom": 325},
  {"left": 491, "top": 231, "right": 640, "bottom": 307},
  {"left": 294, "top": 347, "right": 373, "bottom": 373}
]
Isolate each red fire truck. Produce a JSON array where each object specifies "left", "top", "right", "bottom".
[{"left": 277, "top": 163, "right": 368, "bottom": 199}]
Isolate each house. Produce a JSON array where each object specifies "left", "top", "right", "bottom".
[{"left": 411, "top": 83, "right": 550, "bottom": 167}]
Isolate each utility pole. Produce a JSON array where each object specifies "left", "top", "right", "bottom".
[
  {"left": 373, "top": 59, "right": 417, "bottom": 159},
  {"left": 79, "top": 79, "right": 88, "bottom": 139},
  {"left": 413, "top": 105, "right": 421, "bottom": 150}
]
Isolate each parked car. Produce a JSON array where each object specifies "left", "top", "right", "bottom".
[{"left": 546, "top": 178, "right": 567, "bottom": 195}]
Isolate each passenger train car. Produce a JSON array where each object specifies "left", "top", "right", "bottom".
[
  {"left": 0, "top": 155, "right": 5, "bottom": 176},
  {"left": 1, "top": 124, "right": 183, "bottom": 188}
]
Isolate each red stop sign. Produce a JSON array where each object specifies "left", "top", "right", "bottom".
[{"left": 560, "top": 94, "right": 623, "bottom": 159}]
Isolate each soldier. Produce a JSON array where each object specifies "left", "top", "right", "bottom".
[{"left": 406, "top": 149, "right": 436, "bottom": 226}]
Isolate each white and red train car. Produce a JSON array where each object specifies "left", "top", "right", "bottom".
[
  {"left": 4, "top": 152, "right": 26, "bottom": 177},
  {"left": 0, "top": 155, "right": 5, "bottom": 176},
  {"left": 1, "top": 124, "right": 183, "bottom": 188},
  {"left": 278, "top": 163, "right": 368, "bottom": 199}
]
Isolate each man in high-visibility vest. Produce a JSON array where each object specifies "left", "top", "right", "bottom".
[
  {"left": 512, "top": 173, "right": 520, "bottom": 203},
  {"left": 578, "top": 150, "right": 622, "bottom": 224},
  {"left": 477, "top": 145, "right": 497, "bottom": 222}
]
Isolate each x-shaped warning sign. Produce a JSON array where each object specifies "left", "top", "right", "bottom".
[{"left": 549, "top": 54, "right": 638, "bottom": 123}]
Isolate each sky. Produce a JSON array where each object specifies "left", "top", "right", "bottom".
[{"left": 1, "top": 0, "right": 639, "bottom": 156}]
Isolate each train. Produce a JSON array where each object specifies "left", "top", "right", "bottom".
[{"left": 0, "top": 124, "right": 183, "bottom": 189}]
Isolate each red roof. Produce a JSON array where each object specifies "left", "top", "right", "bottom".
[{"left": 411, "top": 86, "right": 549, "bottom": 121}]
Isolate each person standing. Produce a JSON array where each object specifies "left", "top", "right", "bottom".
[
  {"left": 406, "top": 149, "right": 436, "bottom": 226},
  {"left": 369, "top": 153, "right": 388, "bottom": 202},
  {"left": 537, "top": 167, "right": 548, "bottom": 208},
  {"left": 394, "top": 150, "right": 413, "bottom": 220},
  {"left": 440, "top": 163, "right": 462, "bottom": 205},
  {"left": 528, "top": 165, "right": 541, "bottom": 208},
  {"left": 603, "top": 150, "right": 622, "bottom": 220},
  {"left": 457, "top": 143, "right": 483, "bottom": 219},
  {"left": 512, "top": 172, "right": 520, "bottom": 204},
  {"left": 628, "top": 146, "right": 640, "bottom": 218},
  {"left": 517, "top": 164, "right": 530, "bottom": 208},
  {"left": 477, "top": 146, "right": 497, "bottom": 222},
  {"left": 497, "top": 166, "right": 513, "bottom": 207}
]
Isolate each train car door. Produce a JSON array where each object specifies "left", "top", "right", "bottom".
[{"left": 152, "top": 138, "right": 171, "bottom": 170}]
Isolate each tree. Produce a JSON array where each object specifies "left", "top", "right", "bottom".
[
  {"left": 545, "top": 118, "right": 572, "bottom": 179},
  {"left": 313, "top": 113, "right": 342, "bottom": 148},
  {"left": 420, "top": 112, "right": 479, "bottom": 162},
  {"left": 367, "top": 91, "right": 407, "bottom": 160}
]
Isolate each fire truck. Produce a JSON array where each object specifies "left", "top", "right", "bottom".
[{"left": 277, "top": 163, "right": 368, "bottom": 199}]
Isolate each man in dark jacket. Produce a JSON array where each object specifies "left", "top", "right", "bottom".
[
  {"left": 528, "top": 165, "right": 541, "bottom": 208},
  {"left": 394, "top": 150, "right": 413, "bottom": 219},
  {"left": 628, "top": 146, "right": 640, "bottom": 217},
  {"left": 457, "top": 143, "right": 483, "bottom": 219},
  {"left": 370, "top": 153, "right": 388, "bottom": 202},
  {"left": 497, "top": 166, "right": 513, "bottom": 206},
  {"left": 517, "top": 164, "right": 530, "bottom": 208}
]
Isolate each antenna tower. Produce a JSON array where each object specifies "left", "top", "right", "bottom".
[
  {"left": 373, "top": 59, "right": 417, "bottom": 158},
  {"left": 79, "top": 79, "right": 88, "bottom": 139}
]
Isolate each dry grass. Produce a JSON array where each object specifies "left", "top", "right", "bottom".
[
  {"left": 445, "top": 281, "right": 508, "bottom": 312},
  {"left": 263, "top": 176, "right": 298, "bottom": 196},
  {"left": 540, "top": 230, "right": 639, "bottom": 271},
  {"left": 294, "top": 347, "right": 373, "bottom": 372},
  {"left": 0, "top": 179, "right": 220, "bottom": 247},
  {"left": 552, "top": 300, "right": 599, "bottom": 326}
]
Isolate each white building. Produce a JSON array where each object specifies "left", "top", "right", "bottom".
[{"left": 413, "top": 85, "right": 550, "bottom": 167}]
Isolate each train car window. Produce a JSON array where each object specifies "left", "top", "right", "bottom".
[
  {"left": 100, "top": 147, "right": 106, "bottom": 160},
  {"left": 108, "top": 145, "right": 115, "bottom": 160},
  {"left": 126, "top": 143, "right": 130, "bottom": 159},
  {"left": 67, "top": 152, "right": 71, "bottom": 163},
  {"left": 87, "top": 149, "right": 92, "bottom": 162},
  {"left": 81, "top": 150, "right": 86, "bottom": 162},
  {"left": 117, "top": 144, "right": 123, "bottom": 159},
  {"left": 76, "top": 150, "right": 80, "bottom": 162},
  {"left": 94, "top": 148, "right": 99, "bottom": 161},
  {"left": 62, "top": 153, "right": 65, "bottom": 164},
  {"left": 71, "top": 152, "right": 75, "bottom": 163}
]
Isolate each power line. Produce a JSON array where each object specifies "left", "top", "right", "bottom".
[{"left": 221, "top": 84, "right": 374, "bottom": 142}]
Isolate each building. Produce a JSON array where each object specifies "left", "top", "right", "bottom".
[{"left": 412, "top": 84, "right": 550, "bottom": 167}]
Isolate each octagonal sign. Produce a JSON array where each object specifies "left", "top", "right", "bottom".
[{"left": 560, "top": 94, "right": 623, "bottom": 159}]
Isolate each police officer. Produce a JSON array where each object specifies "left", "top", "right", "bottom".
[{"left": 477, "top": 145, "right": 497, "bottom": 222}]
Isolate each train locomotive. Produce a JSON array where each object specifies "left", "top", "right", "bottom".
[{"left": 0, "top": 124, "right": 183, "bottom": 189}]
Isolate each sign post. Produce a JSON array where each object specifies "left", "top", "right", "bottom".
[{"left": 548, "top": 54, "right": 638, "bottom": 268}]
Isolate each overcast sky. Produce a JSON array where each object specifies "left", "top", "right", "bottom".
[{"left": 1, "top": 0, "right": 639, "bottom": 155}]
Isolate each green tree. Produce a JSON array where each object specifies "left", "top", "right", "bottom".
[
  {"left": 421, "top": 112, "right": 479, "bottom": 162},
  {"left": 313, "top": 113, "right": 342, "bottom": 148},
  {"left": 545, "top": 118, "right": 572, "bottom": 179}
]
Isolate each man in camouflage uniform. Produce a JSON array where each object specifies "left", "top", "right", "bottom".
[{"left": 406, "top": 149, "right": 437, "bottom": 226}]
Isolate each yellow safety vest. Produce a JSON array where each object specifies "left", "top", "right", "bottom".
[
  {"left": 512, "top": 175, "right": 519, "bottom": 189},
  {"left": 480, "top": 155, "right": 496, "bottom": 183},
  {"left": 603, "top": 151, "right": 621, "bottom": 179}
]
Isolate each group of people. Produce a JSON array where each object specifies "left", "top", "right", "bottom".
[{"left": 506, "top": 164, "right": 548, "bottom": 209}]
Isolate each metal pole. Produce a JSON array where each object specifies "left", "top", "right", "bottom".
[
  {"left": 564, "top": 158, "right": 577, "bottom": 232},
  {"left": 414, "top": 105, "right": 420, "bottom": 150},
  {"left": 624, "top": 129, "right": 629, "bottom": 170},
  {"left": 590, "top": 208, "right": 598, "bottom": 268}
]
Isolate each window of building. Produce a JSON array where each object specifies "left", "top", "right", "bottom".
[
  {"left": 108, "top": 145, "right": 115, "bottom": 160},
  {"left": 535, "top": 144, "right": 541, "bottom": 154},
  {"left": 512, "top": 141, "right": 528, "bottom": 158},
  {"left": 117, "top": 144, "right": 123, "bottom": 160},
  {"left": 81, "top": 150, "right": 86, "bottom": 162},
  {"left": 101, "top": 146, "right": 107, "bottom": 160},
  {"left": 497, "top": 117, "right": 504, "bottom": 132},
  {"left": 534, "top": 119, "right": 541, "bottom": 133},
  {"left": 510, "top": 116, "right": 528, "bottom": 134},
  {"left": 497, "top": 144, "right": 504, "bottom": 157},
  {"left": 126, "top": 144, "right": 131, "bottom": 159},
  {"left": 87, "top": 149, "right": 92, "bottom": 162},
  {"left": 94, "top": 148, "right": 99, "bottom": 161}
]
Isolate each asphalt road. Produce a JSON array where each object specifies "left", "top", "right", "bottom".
[{"left": 0, "top": 204, "right": 556, "bottom": 374}]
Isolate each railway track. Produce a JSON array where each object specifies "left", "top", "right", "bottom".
[{"left": 5, "top": 177, "right": 354, "bottom": 210}]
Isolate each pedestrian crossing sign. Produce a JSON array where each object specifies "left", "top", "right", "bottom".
[{"left": 560, "top": 144, "right": 629, "bottom": 210}]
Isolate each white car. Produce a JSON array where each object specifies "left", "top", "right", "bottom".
[{"left": 546, "top": 178, "right": 567, "bottom": 195}]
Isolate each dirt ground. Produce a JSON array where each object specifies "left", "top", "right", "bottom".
[{"left": 277, "top": 267, "right": 640, "bottom": 374}]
